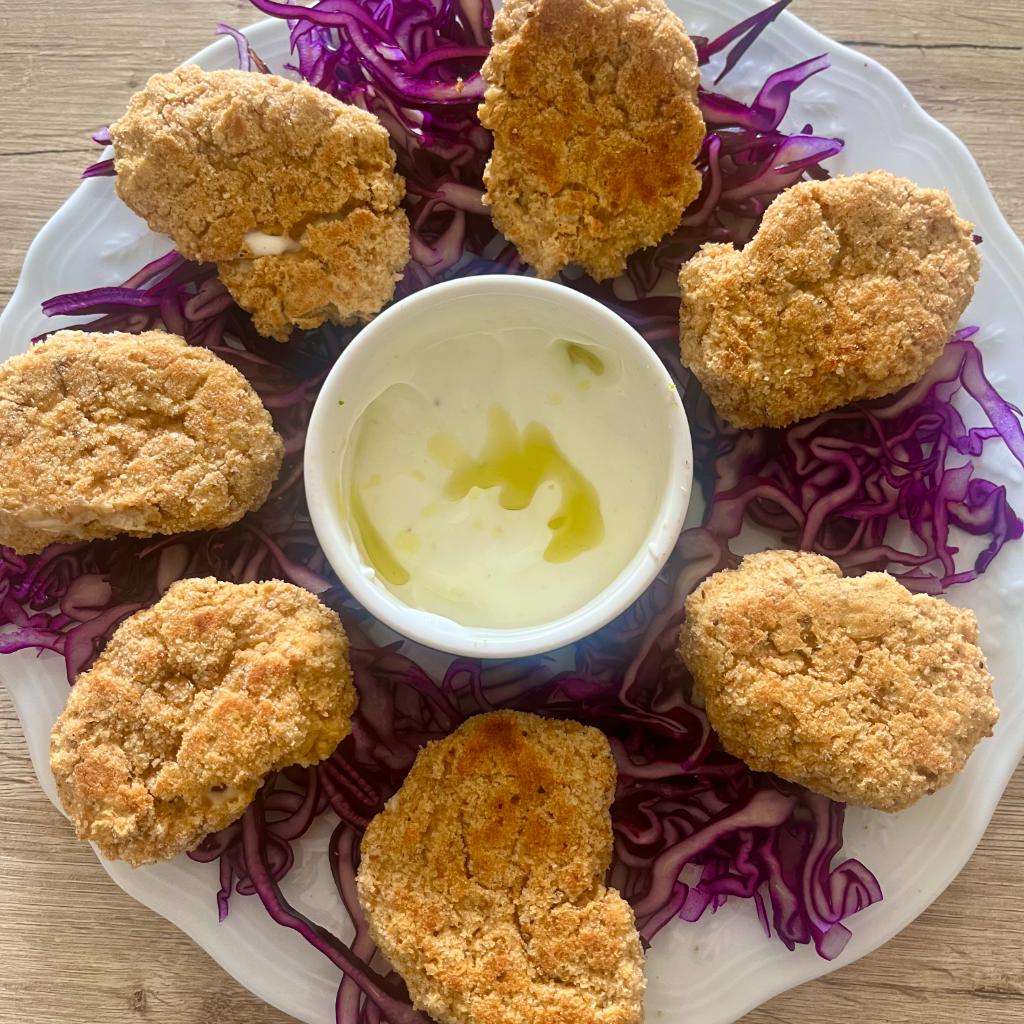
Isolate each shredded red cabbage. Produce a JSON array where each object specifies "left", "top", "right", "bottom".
[
  {"left": 6, "top": 0, "right": 1023, "bottom": 1020},
  {"left": 217, "top": 22, "right": 273, "bottom": 73},
  {"left": 193, "top": 589, "right": 885, "bottom": 985},
  {"left": 689, "top": 326, "right": 1024, "bottom": 592}
]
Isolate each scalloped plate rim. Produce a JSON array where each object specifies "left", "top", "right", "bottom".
[{"left": 1, "top": 4, "right": 1023, "bottom": 1024}]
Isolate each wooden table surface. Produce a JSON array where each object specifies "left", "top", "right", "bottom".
[{"left": 1, "top": 1, "right": 1022, "bottom": 1022}]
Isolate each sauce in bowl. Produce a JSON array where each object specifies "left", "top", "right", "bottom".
[
  {"left": 342, "top": 328, "right": 669, "bottom": 628},
  {"left": 305, "top": 275, "right": 691, "bottom": 658}
]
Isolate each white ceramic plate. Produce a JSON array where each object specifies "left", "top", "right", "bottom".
[{"left": 2, "top": 3, "right": 1023, "bottom": 1023}]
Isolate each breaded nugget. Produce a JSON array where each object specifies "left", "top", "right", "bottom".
[
  {"left": 49, "top": 578, "right": 356, "bottom": 865},
  {"left": 679, "top": 171, "right": 981, "bottom": 428},
  {"left": 679, "top": 550, "right": 998, "bottom": 812},
  {"left": 0, "top": 330, "right": 282, "bottom": 555},
  {"left": 357, "top": 711, "right": 644, "bottom": 1024},
  {"left": 111, "top": 66, "right": 410, "bottom": 341},
  {"left": 479, "top": 0, "right": 704, "bottom": 280}
]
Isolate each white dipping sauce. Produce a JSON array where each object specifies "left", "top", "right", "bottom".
[{"left": 340, "top": 327, "right": 669, "bottom": 629}]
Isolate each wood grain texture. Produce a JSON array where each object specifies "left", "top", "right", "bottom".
[{"left": 0, "top": 1, "right": 1022, "bottom": 1022}]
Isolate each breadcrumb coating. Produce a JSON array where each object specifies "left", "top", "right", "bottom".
[
  {"left": 49, "top": 578, "right": 357, "bottom": 866},
  {"left": 679, "top": 550, "right": 998, "bottom": 812},
  {"left": 111, "top": 65, "right": 410, "bottom": 341},
  {"left": 679, "top": 171, "right": 981, "bottom": 428},
  {"left": 479, "top": 0, "right": 704, "bottom": 280},
  {"left": 0, "top": 330, "right": 282, "bottom": 555},
  {"left": 357, "top": 711, "right": 644, "bottom": 1024}
]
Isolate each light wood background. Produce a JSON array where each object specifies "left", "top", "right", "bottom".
[{"left": 1, "top": 1, "right": 1022, "bottom": 1021}]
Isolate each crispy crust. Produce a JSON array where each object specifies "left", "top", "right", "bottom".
[
  {"left": 679, "top": 171, "right": 981, "bottom": 428},
  {"left": 111, "top": 66, "right": 410, "bottom": 340},
  {"left": 0, "top": 330, "right": 283, "bottom": 555},
  {"left": 357, "top": 711, "right": 645, "bottom": 1024},
  {"left": 479, "top": 0, "right": 704, "bottom": 280},
  {"left": 679, "top": 550, "right": 999, "bottom": 812},
  {"left": 49, "top": 578, "right": 357, "bottom": 865}
]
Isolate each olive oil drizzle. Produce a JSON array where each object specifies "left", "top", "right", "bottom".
[
  {"left": 429, "top": 405, "right": 604, "bottom": 563},
  {"left": 349, "top": 486, "right": 411, "bottom": 586},
  {"left": 564, "top": 341, "right": 605, "bottom": 376}
]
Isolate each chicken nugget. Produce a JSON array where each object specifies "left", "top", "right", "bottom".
[
  {"left": 49, "top": 577, "right": 356, "bottom": 865},
  {"left": 479, "top": 0, "right": 705, "bottom": 280},
  {"left": 0, "top": 330, "right": 282, "bottom": 555},
  {"left": 357, "top": 710, "right": 645, "bottom": 1024},
  {"left": 679, "top": 171, "right": 981, "bottom": 427},
  {"left": 679, "top": 550, "right": 998, "bottom": 812},
  {"left": 111, "top": 66, "right": 410, "bottom": 341}
]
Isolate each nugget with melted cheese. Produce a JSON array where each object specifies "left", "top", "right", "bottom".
[{"left": 111, "top": 65, "right": 410, "bottom": 340}]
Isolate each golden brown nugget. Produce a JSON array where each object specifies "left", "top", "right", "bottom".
[
  {"left": 0, "top": 330, "right": 283, "bottom": 555},
  {"left": 679, "top": 550, "right": 998, "bottom": 812},
  {"left": 679, "top": 171, "right": 981, "bottom": 428},
  {"left": 479, "top": 0, "right": 704, "bottom": 280},
  {"left": 357, "top": 711, "right": 644, "bottom": 1024},
  {"left": 50, "top": 578, "right": 357, "bottom": 865},
  {"left": 111, "top": 65, "right": 410, "bottom": 341}
]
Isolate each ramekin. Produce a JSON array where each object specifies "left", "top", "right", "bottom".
[{"left": 304, "top": 275, "right": 692, "bottom": 658}]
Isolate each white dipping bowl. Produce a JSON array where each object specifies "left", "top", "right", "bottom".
[{"left": 305, "top": 274, "right": 692, "bottom": 658}]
